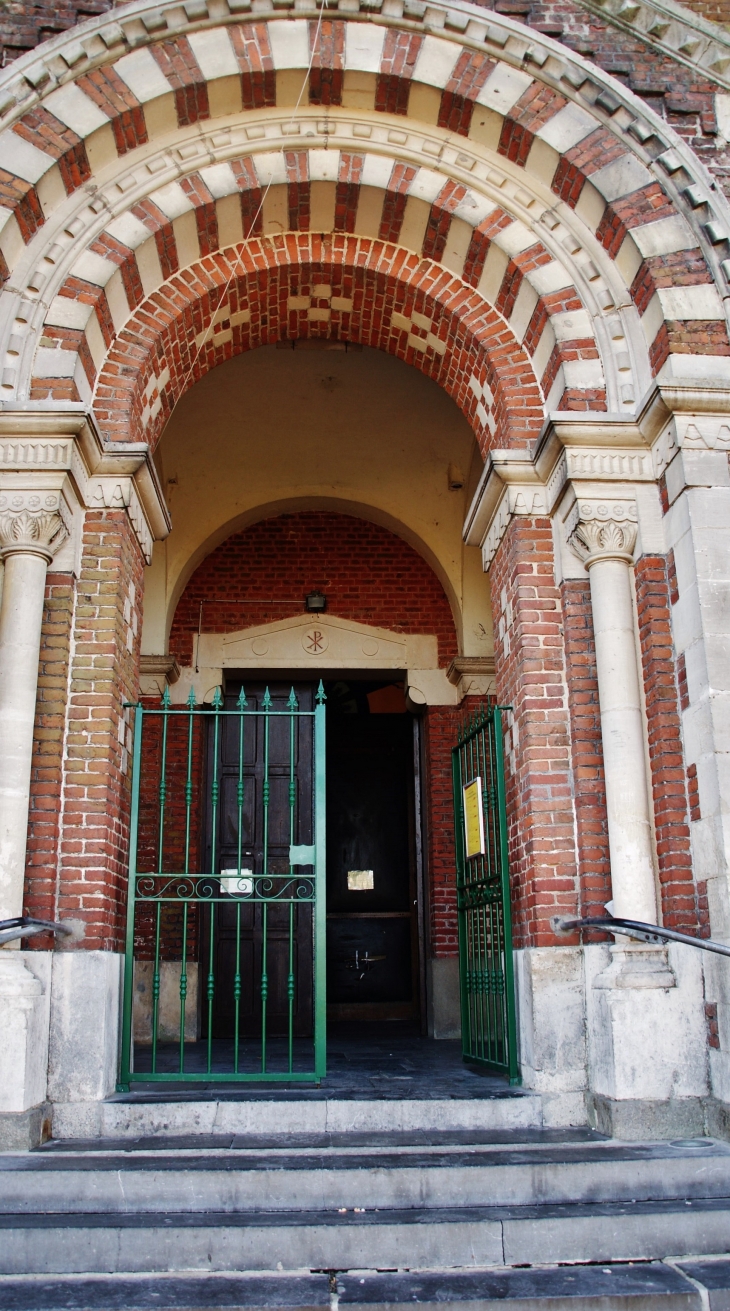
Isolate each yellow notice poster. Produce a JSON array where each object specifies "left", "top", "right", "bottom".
[{"left": 463, "top": 777, "right": 485, "bottom": 859}]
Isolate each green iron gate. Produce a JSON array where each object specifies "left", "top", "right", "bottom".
[
  {"left": 452, "top": 705, "right": 520, "bottom": 1085},
  {"left": 117, "top": 682, "right": 326, "bottom": 1090}
]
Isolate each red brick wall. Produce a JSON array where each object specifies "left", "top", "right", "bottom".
[
  {"left": 490, "top": 518, "right": 579, "bottom": 949},
  {"left": 24, "top": 574, "right": 76, "bottom": 945},
  {"left": 424, "top": 704, "right": 461, "bottom": 958},
  {"left": 38, "top": 512, "right": 145, "bottom": 952},
  {"left": 133, "top": 702, "right": 205, "bottom": 961},
  {"left": 170, "top": 511, "right": 459, "bottom": 668},
  {"left": 561, "top": 579, "right": 611, "bottom": 927},
  {"left": 634, "top": 552, "right": 704, "bottom": 935}
]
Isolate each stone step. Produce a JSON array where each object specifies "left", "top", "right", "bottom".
[
  {"left": 53, "top": 1091, "right": 544, "bottom": 1141},
  {"left": 2, "top": 1136, "right": 729, "bottom": 1214},
  {"left": 0, "top": 1263, "right": 725, "bottom": 1311},
  {"left": 0, "top": 1196, "right": 729, "bottom": 1274}
]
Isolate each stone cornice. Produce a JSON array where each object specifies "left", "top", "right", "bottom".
[
  {"left": 0, "top": 412, "right": 171, "bottom": 563},
  {"left": 463, "top": 379, "right": 730, "bottom": 570},
  {"left": 583, "top": 0, "right": 730, "bottom": 93}
]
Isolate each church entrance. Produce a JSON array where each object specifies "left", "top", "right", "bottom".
[
  {"left": 203, "top": 677, "right": 423, "bottom": 1041},
  {"left": 117, "top": 668, "right": 427, "bottom": 1090}
]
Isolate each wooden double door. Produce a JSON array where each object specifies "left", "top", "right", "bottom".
[{"left": 203, "top": 678, "right": 421, "bottom": 1038}]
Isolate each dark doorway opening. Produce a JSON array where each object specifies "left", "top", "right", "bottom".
[
  {"left": 325, "top": 679, "right": 421, "bottom": 1026},
  {"left": 203, "top": 676, "right": 424, "bottom": 1043}
]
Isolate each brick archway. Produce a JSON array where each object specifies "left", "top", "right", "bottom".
[{"left": 92, "top": 233, "right": 546, "bottom": 450}]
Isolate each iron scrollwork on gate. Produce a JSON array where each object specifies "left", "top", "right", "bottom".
[{"left": 452, "top": 705, "right": 520, "bottom": 1085}]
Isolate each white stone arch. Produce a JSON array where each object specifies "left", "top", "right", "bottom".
[{"left": 0, "top": 0, "right": 727, "bottom": 432}]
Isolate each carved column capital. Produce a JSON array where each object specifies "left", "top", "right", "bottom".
[
  {"left": 569, "top": 499, "right": 638, "bottom": 568},
  {"left": 0, "top": 490, "right": 68, "bottom": 562}
]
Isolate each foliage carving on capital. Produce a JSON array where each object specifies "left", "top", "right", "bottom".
[
  {"left": 569, "top": 500, "right": 638, "bottom": 567},
  {"left": 0, "top": 491, "right": 67, "bottom": 561}
]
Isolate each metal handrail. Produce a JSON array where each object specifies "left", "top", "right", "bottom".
[
  {"left": 0, "top": 917, "right": 73, "bottom": 946},
  {"left": 552, "top": 914, "right": 730, "bottom": 959}
]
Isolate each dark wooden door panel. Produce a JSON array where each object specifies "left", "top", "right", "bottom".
[{"left": 203, "top": 681, "right": 315, "bottom": 1039}]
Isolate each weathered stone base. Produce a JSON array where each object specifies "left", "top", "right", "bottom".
[
  {"left": 703, "top": 1096, "right": 730, "bottom": 1142},
  {"left": 0, "top": 1101, "right": 51, "bottom": 1150},
  {"left": 427, "top": 957, "right": 461, "bottom": 1039},
  {"left": 587, "top": 1092, "right": 706, "bottom": 1140}
]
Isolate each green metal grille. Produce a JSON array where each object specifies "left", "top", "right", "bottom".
[
  {"left": 117, "top": 683, "right": 326, "bottom": 1090},
  {"left": 452, "top": 705, "right": 519, "bottom": 1084}
]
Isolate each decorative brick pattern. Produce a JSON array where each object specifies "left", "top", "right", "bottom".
[
  {"left": 421, "top": 181, "right": 469, "bottom": 262},
  {"left": 229, "top": 23, "right": 276, "bottom": 110},
  {"left": 499, "top": 82, "right": 567, "bottom": 166},
  {"left": 88, "top": 234, "right": 544, "bottom": 452},
  {"left": 0, "top": 169, "right": 43, "bottom": 243},
  {"left": 378, "top": 162, "right": 418, "bottom": 243},
  {"left": 438, "top": 49, "right": 495, "bottom": 135},
  {"left": 150, "top": 37, "right": 209, "bottom": 127},
  {"left": 335, "top": 153, "right": 363, "bottom": 234},
  {"left": 13, "top": 108, "right": 90, "bottom": 195},
  {"left": 490, "top": 518, "right": 579, "bottom": 948},
  {"left": 76, "top": 66, "right": 148, "bottom": 155},
  {"left": 308, "top": 18, "right": 344, "bottom": 106},
  {"left": 375, "top": 30, "right": 423, "bottom": 115}
]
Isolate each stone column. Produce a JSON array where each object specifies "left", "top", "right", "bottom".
[
  {"left": 0, "top": 491, "right": 66, "bottom": 1146},
  {"left": 569, "top": 497, "right": 707, "bottom": 1136},
  {"left": 0, "top": 495, "right": 67, "bottom": 922},
  {"left": 569, "top": 500, "right": 657, "bottom": 925}
]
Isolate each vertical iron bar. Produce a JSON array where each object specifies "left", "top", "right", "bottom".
[
  {"left": 262, "top": 688, "right": 271, "bottom": 877},
  {"left": 184, "top": 689, "right": 196, "bottom": 877},
  {"left": 179, "top": 901, "right": 188, "bottom": 1074},
  {"left": 261, "top": 688, "right": 271, "bottom": 1074},
  {"left": 234, "top": 901, "right": 241, "bottom": 1074},
  {"left": 157, "top": 689, "right": 170, "bottom": 874},
  {"left": 151, "top": 902, "right": 161, "bottom": 1074},
  {"left": 314, "top": 681, "right": 327, "bottom": 1080},
  {"left": 235, "top": 687, "right": 246, "bottom": 1074},
  {"left": 261, "top": 901, "right": 268, "bottom": 1073},
  {"left": 494, "top": 707, "right": 520, "bottom": 1085},
  {"left": 287, "top": 688, "right": 298, "bottom": 1074},
  {"left": 452, "top": 738, "right": 469, "bottom": 1060},
  {"left": 206, "top": 688, "right": 222, "bottom": 1075},
  {"left": 118, "top": 705, "right": 144, "bottom": 1092}
]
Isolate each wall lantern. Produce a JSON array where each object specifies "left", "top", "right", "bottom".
[{"left": 305, "top": 590, "right": 327, "bottom": 613}]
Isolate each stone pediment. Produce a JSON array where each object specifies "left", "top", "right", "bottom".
[{"left": 196, "top": 615, "right": 438, "bottom": 671}]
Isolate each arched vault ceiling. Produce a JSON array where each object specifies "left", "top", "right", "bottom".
[{"left": 1, "top": 0, "right": 729, "bottom": 438}]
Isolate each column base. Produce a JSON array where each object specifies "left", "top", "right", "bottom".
[
  {"left": 587, "top": 1092, "right": 705, "bottom": 1140},
  {"left": 0, "top": 1102, "right": 51, "bottom": 1150},
  {"left": 427, "top": 957, "right": 461, "bottom": 1038},
  {"left": 593, "top": 943, "right": 676, "bottom": 990},
  {"left": 585, "top": 942, "right": 708, "bottom": 1115},
  {"left": 704, "top": 1096, "right": 730, "bottom": 1142}
]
